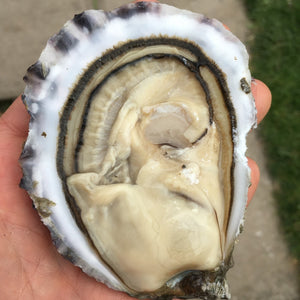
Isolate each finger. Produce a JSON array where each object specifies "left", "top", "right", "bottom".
[
  {"left": 0, "top": 95, "right": 29, "bottom": 139},
  {"left": 246, "top": 79, "right": 271, "bottom": 205},
  {"left": 223, "top": 24, "right": 230, "bottom": 30},
  {"left": 247, "top": 158, "right": 260, "bottom": 206},
  {"left": 0, "top": 95, "right": 29, "bottom": 189},
  {"left": 0, "top": 96, "right": 31, "bottom": 215},
  {"left": 251, "top": 79, "right": 272, "bottom": 124},
  {"left": 0, "top": 95, "right": 29, "bottom": 182}
]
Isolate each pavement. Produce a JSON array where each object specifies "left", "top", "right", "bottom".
[{"left": 0, "top": 0, "right": 299, "bottom": 299}]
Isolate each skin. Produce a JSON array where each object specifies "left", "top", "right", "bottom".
[{"left": 0, "top": 0, "right": 271, "bottom": 298}]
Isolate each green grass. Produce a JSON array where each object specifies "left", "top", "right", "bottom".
[
  {"left": 243, "top": 0, "right": 300, "bottom": 262},
  {"left": 92, "top": 0, "right": 99, "bottom": 10},
  {"left": 0, "top": 99, "right": 13, "bottom": 114}
]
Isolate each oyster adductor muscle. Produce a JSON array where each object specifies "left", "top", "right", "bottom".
[{"left": 20, "top": 2, "right": 256, "bottom": 299}]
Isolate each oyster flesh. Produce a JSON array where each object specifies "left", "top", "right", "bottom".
[{"left": 20, "top": 2, "right": 256, "bottom": 299}]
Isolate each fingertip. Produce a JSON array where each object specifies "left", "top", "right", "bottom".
[
  {"left": 223, "top": 24, "right": 230, "bottom": 31},
  {"left": 0, "top": 95, "right": 30, "bottom": 138},
  {"left": 251, "top": 79, "right": 272, "bottom": 124},
  {"left": 247, "top": 158, "right": 260, "bottom": 206}
]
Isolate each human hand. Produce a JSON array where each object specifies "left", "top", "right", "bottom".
[
  {"left": 0, "top": 81, "right": 271, "bottom": 300},
  {"left": 0, "top": 2, "right": 271, "bottom": 300}
]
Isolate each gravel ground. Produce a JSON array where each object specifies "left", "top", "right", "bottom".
[{"left": 0, "top": 0, "right": 299, "bottom": 299}]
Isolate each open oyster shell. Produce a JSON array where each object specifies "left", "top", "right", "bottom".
[{"left": 20, "top": 2, "right": 256, "bottom": 299}]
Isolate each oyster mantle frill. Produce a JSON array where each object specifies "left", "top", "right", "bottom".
[{"left": 20, "top": 2, "right": 256, "bottom": 300}]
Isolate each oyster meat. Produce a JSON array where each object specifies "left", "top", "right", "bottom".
[{"left": 21, "top": 2, "right": 256, "bottom": 299}]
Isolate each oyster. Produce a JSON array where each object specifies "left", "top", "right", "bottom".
[{"left": 20, "top": 2, "right": 256, "bottom": 300}]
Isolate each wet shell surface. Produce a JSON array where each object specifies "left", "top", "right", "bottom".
[{"left": 20, "top": 2, "right": 256, "bottom": 300}]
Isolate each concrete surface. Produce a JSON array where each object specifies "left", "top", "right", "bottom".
[{"left": 0, "top": 0, "right": 299, "bottom": 299}]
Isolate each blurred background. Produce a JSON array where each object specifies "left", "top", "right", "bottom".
[{"left": 0, "top": 0, "right": 299, "bottom": 299}]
